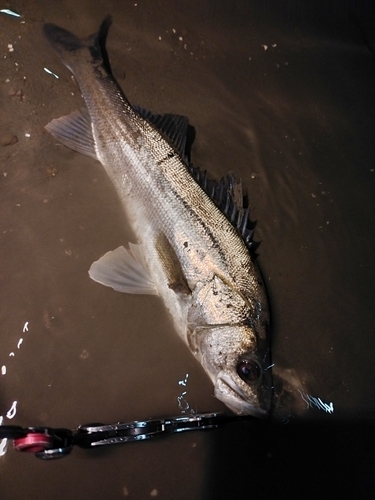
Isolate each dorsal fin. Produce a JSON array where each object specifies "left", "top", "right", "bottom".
[
  {"left": 134, "top": 105, "right": 255, "bottom": 250},
  {"left": 189, "top": 166, "right": 256, "bottom": 250},
  {"left": 134, "top": 106, "right": 189, "bottom": 160}
]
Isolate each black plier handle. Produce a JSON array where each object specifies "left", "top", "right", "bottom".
[{"left": 0, "top": 412, "right": 252, "bottom": 460}]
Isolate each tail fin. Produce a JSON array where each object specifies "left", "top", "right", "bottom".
[{"left": 43, "top": 16, "right": 112, "bottom": 74}]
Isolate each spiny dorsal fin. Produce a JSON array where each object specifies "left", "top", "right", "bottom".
[{"left": 189, "top": 166, "right": 256, "bottom": 250}]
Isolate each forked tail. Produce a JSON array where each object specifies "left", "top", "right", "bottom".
[{"left": 43, "top": 16, "right": 112, "bottom": 75}]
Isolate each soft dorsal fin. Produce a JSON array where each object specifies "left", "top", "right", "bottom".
[{"left": 134, "top": 106, "right": 189, "bottom": 160}]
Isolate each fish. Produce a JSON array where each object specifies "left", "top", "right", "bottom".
[{"left": 43, "top": 17, "right": 272, "bottom": 417}]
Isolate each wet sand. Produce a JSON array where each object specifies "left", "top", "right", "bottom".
[{"left": 1, "top": 1, "right": 375, "bottom": 498}]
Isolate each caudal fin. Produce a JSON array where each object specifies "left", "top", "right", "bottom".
[{"left": 43, "top": 16, "right": 112, "bottom": 74}]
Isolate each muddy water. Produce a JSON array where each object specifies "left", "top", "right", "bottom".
[{"left": 1, "top": 1, "right": 374, "bottom": 498}]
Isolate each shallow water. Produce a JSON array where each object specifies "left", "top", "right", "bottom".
[{"left": 1, "top": 1, "right": 375, "bottom": 498}]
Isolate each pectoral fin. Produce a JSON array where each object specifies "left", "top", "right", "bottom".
[
  {"left": 155, "top": 233, "right": 191, "bottom": 296},
  {"left": 89, "top": 244, "right": 157, "bottom": 295}
]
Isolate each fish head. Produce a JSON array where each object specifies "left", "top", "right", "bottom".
[{"left": 188, "top": 324, "right": 272, "bottom": 417}]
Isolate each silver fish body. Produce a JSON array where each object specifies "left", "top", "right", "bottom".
[{"left": 43, "top": 18, "right": 272, "bottom": 416}]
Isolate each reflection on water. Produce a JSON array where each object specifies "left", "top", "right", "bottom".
[
  {"left": 0, "top": 8, "right": 21, "bottom": 18},
  {"left": 0, "top": 321, "right": 28, "bottom": 457},
  {"left": 0, "top": 418, "right": 8, "bottom": 457},
  {"left": 298, "top": 390, "right": 334, "bottom": 414},
  {"left": 5, "top": 401, "right": 17, "bottom": 420},
  {"left": 177, "top": 373, "right": 194, "bottom": 414},
  {"left": 43, "top": 67, "right": 59, "bottom": 80}
]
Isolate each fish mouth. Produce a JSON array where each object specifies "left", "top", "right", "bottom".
[{"left": 215, "top": 372, "right": 268, "bottom": 417}]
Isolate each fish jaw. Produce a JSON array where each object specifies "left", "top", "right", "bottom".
[
  {"left": 214, "top": 370, "right": 271, "bottom": 417},
  {"left": 188, "top": 324, "right": 272, "bottom": 417}
]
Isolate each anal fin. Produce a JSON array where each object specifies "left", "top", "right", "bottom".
[{"left": 45, "top": 108, "right": 98, "bottom": 160}]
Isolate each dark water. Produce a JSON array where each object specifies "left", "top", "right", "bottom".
[{"left": 1, "top": 1, "right": 374, "bottom": 498}]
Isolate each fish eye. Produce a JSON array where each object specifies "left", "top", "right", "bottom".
[{"left": 236, "top": 358, "right": 261, "bottom": 384}]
